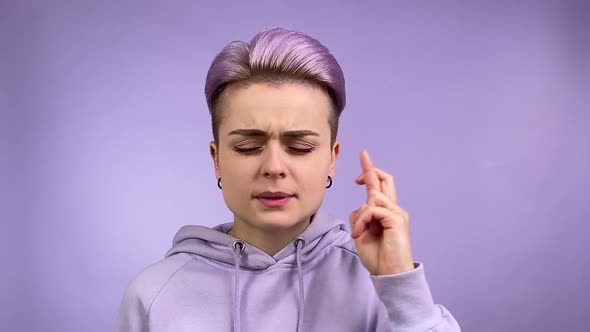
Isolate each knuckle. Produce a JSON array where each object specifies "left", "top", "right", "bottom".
[
  {"left": 392, "top": 215, "right": 408, "bottom": 226},
  {"left": 398, "top": 207, "right": 409, "bottom": 218}
]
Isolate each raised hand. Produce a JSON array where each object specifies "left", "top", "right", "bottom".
[{"left": 349, "top": 150, "right": 414, "bottom": 275}]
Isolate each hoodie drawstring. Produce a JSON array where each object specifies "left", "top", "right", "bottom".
[
  {"left": 231, "top": 238, "right": 306, "bottom": 332},
  {"left": 294, "top": 237, "right": 306, "bottom": 332},
  {"left": 232, "top": 240, "right": 245, "bottom": 332}
]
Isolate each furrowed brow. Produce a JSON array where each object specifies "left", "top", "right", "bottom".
[
  {"left": 282, "top": 130, "right": 319, "bottom": 138},
  {"left": 227, "top": 129, "right": 319, "bottom": 138},
  {"left": 227, "top": 129, "right": 268, "bottom": 137}
]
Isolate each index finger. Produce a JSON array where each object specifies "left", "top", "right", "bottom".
[{"left": 360, "top": 150, "right": 380, "bottom": 194}]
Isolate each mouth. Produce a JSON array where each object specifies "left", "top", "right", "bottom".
[
  {"left": 255, "top": 191, "right": 294, "bottom": 198},
  {"left": 254, "top": 191, "right": 295, "bottom": 208}
]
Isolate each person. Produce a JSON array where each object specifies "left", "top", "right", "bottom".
[{"left": 115, "top": 26, "right": 461, "bottom": 332}]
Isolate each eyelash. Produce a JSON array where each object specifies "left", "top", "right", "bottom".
[{"left": 233, "top": 146, "right": 314, "bottom": 155}]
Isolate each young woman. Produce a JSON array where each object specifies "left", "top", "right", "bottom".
[{"left": 116, "top": 27, "right": 461, "bottom": 332}]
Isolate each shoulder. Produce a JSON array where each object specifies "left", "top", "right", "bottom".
[
  {"left": 311, "top": 210, "right": 360, "bottom": 258},
  {"left": 121, "top": 253, "right": 194, "bottom": 313},
  {"left": 323, "top": 227, "right": 364, "bottom": 267},
  {"left": 330, "top": 227, "right": 359, "bottom": 255}
]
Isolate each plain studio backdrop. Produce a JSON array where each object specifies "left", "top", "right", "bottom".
[{"left": 1, "top": 1, "right": 589, "bottom": 331}]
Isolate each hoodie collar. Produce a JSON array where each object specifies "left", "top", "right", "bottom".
[{"left": 165, "top": 210, "right": 347, "bottom": 270}]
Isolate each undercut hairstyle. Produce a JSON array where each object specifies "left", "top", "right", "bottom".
[{"left": 204, "top": 27, "right": 346, "bottom": 146}]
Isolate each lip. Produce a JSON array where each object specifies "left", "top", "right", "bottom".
[
  {"left": 256, "top": 196, "right": 293, "bottom": 208},
  {"left": 254, "top": 191, "right": 294, "bottom": 198},
  {"left": 254, "top": 191, "right": 295, "bottom": 208}
]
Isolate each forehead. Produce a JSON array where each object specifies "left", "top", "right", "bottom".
[{"left": 218, "top": 82, "right": 332, "bottom": 133}]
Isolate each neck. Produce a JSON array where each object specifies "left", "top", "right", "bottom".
[{"left": 228, "top": 216, "right": 311, "bottom": 256}]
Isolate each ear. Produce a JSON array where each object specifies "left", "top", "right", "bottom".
[
  {"left": 329, "top": 140, "right": 340, "bottom": 178},
  {"left": 209, "top": 141, "right": 221, "bottom": 179}
]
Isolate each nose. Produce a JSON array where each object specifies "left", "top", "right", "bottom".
[{"left": 260, "top": 143, "right": 287, "bottom": 179}]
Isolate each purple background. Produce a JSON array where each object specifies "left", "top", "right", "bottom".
[{"left": 2, "top": 1, "right": 589, "bottom": 331}]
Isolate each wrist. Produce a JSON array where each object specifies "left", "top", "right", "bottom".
[{"left": 375, "top": 261, "right": 415, "bottom": 275}]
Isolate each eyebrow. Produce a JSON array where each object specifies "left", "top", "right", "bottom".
[{"left": 227, "top": 129, "right": 319, "bottom": 138}]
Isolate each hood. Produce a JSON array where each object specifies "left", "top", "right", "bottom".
[
  {"left": 165, "top": 210, "right": 349, "bottom": 270},
  {"left": 164, "top": 210, "right": 351, "bottom": 332}
]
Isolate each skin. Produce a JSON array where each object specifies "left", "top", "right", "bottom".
[{"left": 210, "top": 82, "right": 414, "bottom": 275}]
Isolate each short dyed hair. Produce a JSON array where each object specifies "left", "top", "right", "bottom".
[{"left": 204, "top": 27, "right": 346, "bottom": 146}]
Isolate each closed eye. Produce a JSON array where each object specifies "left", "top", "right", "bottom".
[
  {"left": 288, "top": 147, "right": 314, "bottom": 155},
  {"left": 233, "top": 146, "right": 262, "bottom": 155},
  {"left": 233, "top": 146, "right": 314, "bottom": 155}
]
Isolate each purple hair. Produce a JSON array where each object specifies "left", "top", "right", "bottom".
[{"left": 204, "top": 27, "right": 346, "bottom": 145}]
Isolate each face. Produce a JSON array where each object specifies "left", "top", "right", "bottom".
[{"left": 210, "top": 82, "right": 340, "bottom": 232}]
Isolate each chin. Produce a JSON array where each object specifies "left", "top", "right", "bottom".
[
  {"left": 237, "top": 207, "right": 308, "bottom": 231},
  {"left": 253, "top": 211, "right": 305, "bottom": 229}
]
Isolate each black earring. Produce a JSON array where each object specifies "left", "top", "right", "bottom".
[
  {"left": 217, "top": 178, "right": 222, "bottom": 189},
  {"left": 326, "top": 176, "right": 332, "bottom": 188}
]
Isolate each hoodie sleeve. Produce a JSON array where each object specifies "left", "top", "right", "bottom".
[
  {"left": 370, "top": 262, "right": 461, "bottom": 332},
  {"left": 114, "top": 277, "right": 149, "bottom": 332},
  {"left": 114, "top": 253, "right": 194, "bottom": 332}
]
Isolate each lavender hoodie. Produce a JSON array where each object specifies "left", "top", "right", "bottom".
[{"left": 115, "top": 211, "right": 460, "bottom": 331}]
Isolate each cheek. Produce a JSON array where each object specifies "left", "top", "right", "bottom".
[
  {"left": 219, "top": 153, "right": 258, "bottom": 188},
  {"left": 221, "top": 170, "right": 251, "bottom": 205},
  {"left": 296, "top": 156, "right": 331, "bottom": 189}
]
